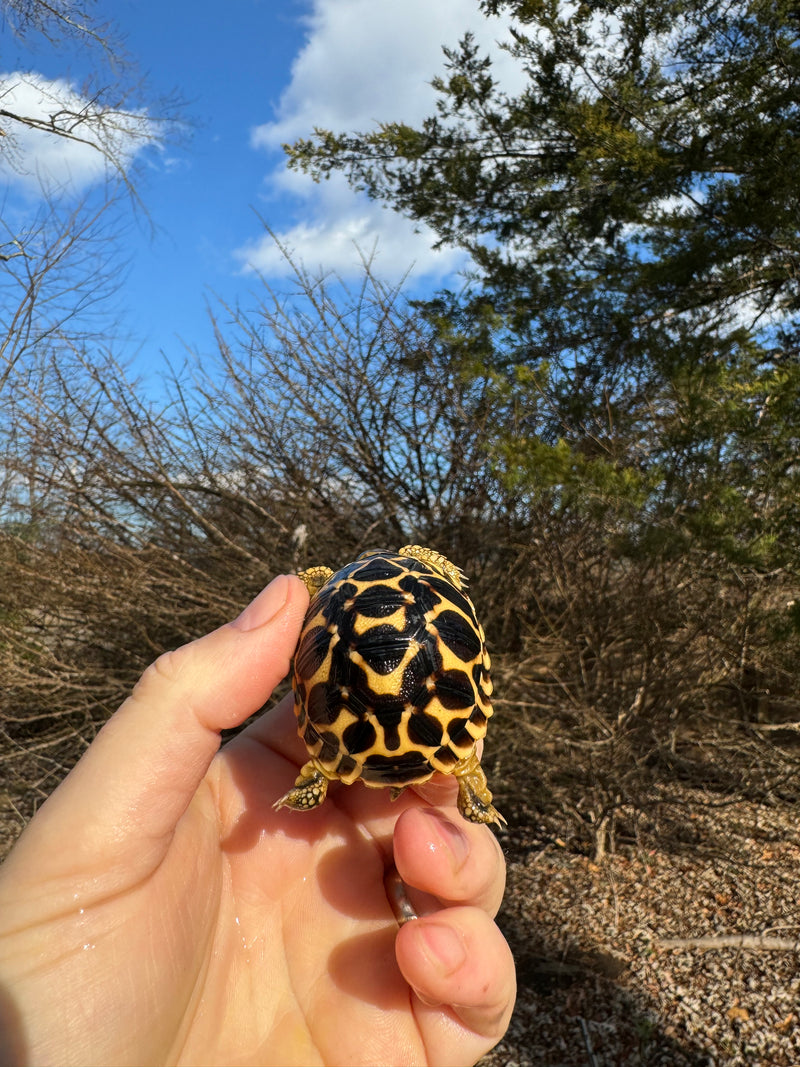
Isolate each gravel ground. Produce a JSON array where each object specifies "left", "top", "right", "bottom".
[
  {"left": 482, "top": 789, "right": 800, "bottom": 1067},
  {"left": 3, "top": 783, "right": 798, "bottom": 1066}
]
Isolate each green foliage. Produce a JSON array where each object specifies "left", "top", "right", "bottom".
[{"left": 285, "top": 0, "right": 800, "bottom": 571}]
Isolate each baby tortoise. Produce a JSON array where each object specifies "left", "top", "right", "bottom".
[{"left": 274, "top": 545, "right": 503, "bottom": 826}]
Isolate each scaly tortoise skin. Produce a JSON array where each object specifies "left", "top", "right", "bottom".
[{"left": 274, "top": 545, "right": 503, "bottom": 826}]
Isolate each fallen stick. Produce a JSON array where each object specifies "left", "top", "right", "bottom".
[{"left": 659, "top": 934, "right": 800, "bottom": 952}]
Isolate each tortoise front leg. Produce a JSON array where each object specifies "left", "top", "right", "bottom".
[
  {"left": 297, "top": 566, "right": 335, "bottom": 598},
  {"left": 398, "top": 545, "right": 465, "bottom": 590}
]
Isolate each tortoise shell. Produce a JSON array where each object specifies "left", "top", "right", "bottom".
[{"left": 275, "top": 545, "right": 502, "bottom": 825}]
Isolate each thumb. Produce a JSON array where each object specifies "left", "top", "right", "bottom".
[{"left": 9, "top": 574, "right": 308, "bottom": 874}]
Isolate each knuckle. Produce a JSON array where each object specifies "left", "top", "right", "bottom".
[{"left": 133, "top": 646, "right": 189, "bottom": 699}]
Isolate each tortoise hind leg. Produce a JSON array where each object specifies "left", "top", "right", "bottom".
[
  {"left": 453, "top": 750, "right": 506, "bottom": 827},
  {"left": 273, "top": 761, "right": 329, "bottom": 812}
]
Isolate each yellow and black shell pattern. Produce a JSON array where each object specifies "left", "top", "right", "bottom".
[{"left": 292, "top": 548, "right": 493, "bottom": 789}]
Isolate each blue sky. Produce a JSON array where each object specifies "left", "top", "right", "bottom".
[{"left": 1, "top": 0, "right": 525, "bottom": 375}]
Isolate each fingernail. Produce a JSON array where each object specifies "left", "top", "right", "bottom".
[
  {"left": 231, "top": 575, "right": 290, "bottom": 632},
  {"left": 415, "top": 920, "right": 467, "bottom": 977},
  {"left": 422, "top": 807, "right": 470, "bottom": 870}
]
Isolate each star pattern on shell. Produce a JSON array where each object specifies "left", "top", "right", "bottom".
[{"left": 274, "top": 545, "right": 504, "bottom": 826}]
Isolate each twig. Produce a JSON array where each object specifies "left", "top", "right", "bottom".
[
  {"left": 578, "top": 1016, "right": 599, "bottom": 1067},
  {"left": 659, "top": 934, "right": 800, "bottom": 951}
]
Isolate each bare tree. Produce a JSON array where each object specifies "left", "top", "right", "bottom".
[
  {"left": 3, "top": 0, "right": 115, "bottom": 46},
  {"left": 0, "top": 192, "right": 124, "bottom": 382},
  {"left": 0, "top": 255, "right": 503, "bottom": 838},
  {"left": 3, "top": 244, "right": 799, "bottom": 861},
  {"left": 0, "top": 1, "right": 166, "bottom": 196},
  {"left": 196, "top": 254, "right": 501, "bottom": 568}
]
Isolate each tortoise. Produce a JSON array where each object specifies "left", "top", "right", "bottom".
[{"left": 274, "top": 545, "right": 503, "bottom": 826}]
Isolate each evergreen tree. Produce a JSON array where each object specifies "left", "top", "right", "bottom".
[{"left": 286, "top": 0, "right": 800, "bottom": 565}]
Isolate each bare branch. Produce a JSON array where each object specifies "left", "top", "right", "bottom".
[{"left": 659, "top": 935, "right": 800, "bottom": 952}]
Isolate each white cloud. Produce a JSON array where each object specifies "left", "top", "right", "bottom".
[
  {"left": 242, "top": 0, "right": 526, "bottom": 282},
  {"left": 235, "top": 173, "right": 466, "bottom": 281},
  {"left": 254, "top": 0, "right": 524, "bottom": 148},
  {"left": 0, "top": 72, "right": 156, "bottom": 195}
]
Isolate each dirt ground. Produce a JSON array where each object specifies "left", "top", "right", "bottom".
[
  {"left": 481, "top": 788, "right": 800, "bottom": 1067},
  {"left": 2, "top": 783, "right": 798, "bottom": 1066}
]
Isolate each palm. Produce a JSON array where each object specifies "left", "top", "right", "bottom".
[
  {"left": 0, "top": 577, "right": 513, "bottom": 1067},
  {"left": 175, "top": 699, "right": 435, "bottom": 1066}
]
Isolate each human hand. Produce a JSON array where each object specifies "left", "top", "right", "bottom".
[{"left": 0, "top": 575, "right": 515, "bottom": 1066}]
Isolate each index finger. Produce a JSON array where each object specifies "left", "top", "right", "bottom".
[{"left": 392, "top": 805, "right": 507, "bottom": 917}]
